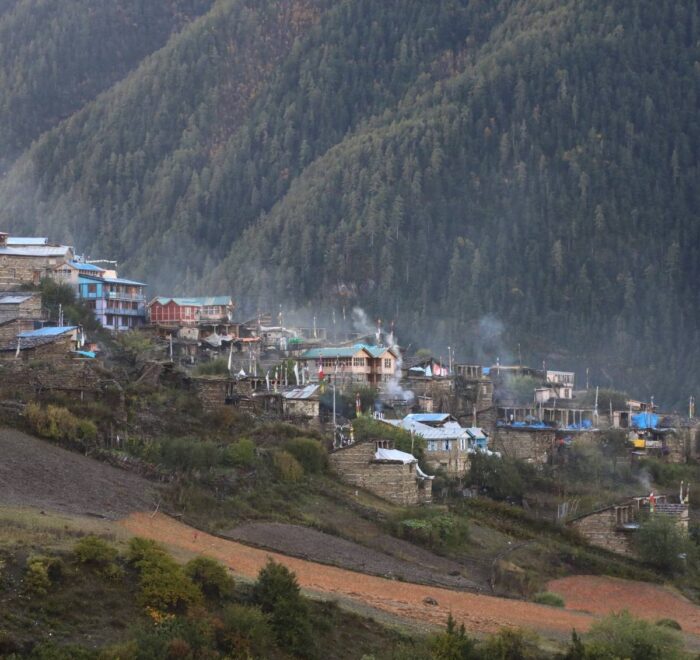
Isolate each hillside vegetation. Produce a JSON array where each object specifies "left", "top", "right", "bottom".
[{"left": 0, "top": 0, "right": 699, "bottom": 404}]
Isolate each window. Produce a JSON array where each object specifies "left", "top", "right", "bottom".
[
  {"left": 87, "top": 284, "right": 97, "bottom": 294},
  {"left": 384, "top": 358, "right": 392, "bottom": 369},
  {"left": 353, "top": 357, "right": 365, "bottom": 367}
]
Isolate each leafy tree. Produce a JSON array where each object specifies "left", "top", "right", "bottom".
[
  {"left": 252, "top": 560, "right": 315, "bottom": 658},
  {"left": 635, "top": 515, "right": 689, "bottom": 574},
  {"left": 184, "top": 556, "right": 235, "bottom": 602},
  {"left": 468, "top": 454, "right": 524, "bottom": 501}
]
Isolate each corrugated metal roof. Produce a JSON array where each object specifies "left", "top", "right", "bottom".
[
  {"left": 0, "top": 246, "right": 71, "bottom": 257},
  {"left": 405, "top": 413, "right": 452, "bottom": 423},
  {"left": 152, "top": 296, "right": 231, "bottom": 307},
  {"left": 0, "top": 295, "right": 32, "bottom": 304},
  {"left": 301, "top": 343, "right": 398, "bottom": 360},
  {"left": 374, "top": 447, "right": 416, "bottom": 464},
  {"left": 69, "top": 260, "right": 104, "bottom": 272},
  {"left": 283, "top": 384, "right": 320, "bottom": 399},
  {"left": 18, "top": 325, "right": 77, "bottom": 338},
  {"left": 301, "top": 345, "right": 371, "bottom": 359},
  {"left": 383, "top": 417, "right": 468, "bottom": 441},
  {"left": 6, "top": 237, "right": 48, "bottom": 245},
  {"left": 81, "top": 274, "right": 146, "bottom": 286}
]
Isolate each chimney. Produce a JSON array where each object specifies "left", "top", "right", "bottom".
[{"left": 0, "top": 232, "right": 7, "bottom": 248}]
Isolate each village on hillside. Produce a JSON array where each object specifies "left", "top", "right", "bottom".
[{"left": 0, "top": 230, "right": 697, "bottom": 558}]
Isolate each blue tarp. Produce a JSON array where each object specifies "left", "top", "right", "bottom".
[
  {"left": 632, "top": 412, "right": 658, "bottom": 429},
  {"left": 498, "top": 420, "right": 551, "bottom": 429},
  {"left": 567, "top": 419, "right": 593, "bottom": 430},
  {"left": 482, "top": 367, "right": 491, "bottom": 375}
]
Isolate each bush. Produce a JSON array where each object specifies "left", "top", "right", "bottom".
[
  {"left": 532, "top": 592, "right": 564, "bottom": 608},
  {"left": 218, "top": 603, "right": 273, "bottom": 658},
  {"left": 223, "top": 438, "right": 256, "bottom": 468},
  {"left": 479, "top": 627, "right": 541, "bottom": 659},
  {"left": 127, "top": 537, "right": 202, "bottom": 615},
  {"left": 74, "top": 535, "right": 121, "bottom": 579},
  {"left": 351, "top": 416, "right": 426, "bottom": 459},
  {"left": 273, "top": 450, "right": 304, "bottom": 482},
  {"left": 656, "top": 618, "right": 682, "bottom": 630},
  {"left": 25, "top": 555, "right": 62, "bottom": 596},
  {"left": 468, "top": 453, "right": 524, "bottom": 500},
  {"left": 253, "top": 560, "right": 315, "bottom": 657},
  {"left": 582, "top": 610, "right": 684, "bottom": 659},
  {"left": 429, "top": 613, "right": 478, "bottom": 659},
  {"left": 635, "top": 514, "right": 689, "bottom": 574},
  {"left": 26, "top": 403, "right": 97, "bottom": 445},
  {"left": 395, "top": 511, "right": 469, "bottom": 552},
  {"left": 184, "top": 557, "right": 235, "bottom": 602},
  {"left": 193, "top": 358, "right": 229, "bottom": 376},
  {"left": 159, "top": 437, "right": 222, "bottom": 471},
  {"left": 286, "top": 438, "right": 327, "bottom": 473}
]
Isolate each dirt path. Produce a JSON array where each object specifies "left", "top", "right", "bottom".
[
  {"left": 549, "top": 575, "right": 700, "bottom": 635},
  {"left": 122, "top": 512, "right": 593, "bottom": 638}
]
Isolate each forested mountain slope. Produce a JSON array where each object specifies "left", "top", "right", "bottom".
[
  {"left": 0, "top": 0, "right": 211, "bottom": 171},
  {"left": 0, "top": 0, "right": 698, "bottom": 405}
]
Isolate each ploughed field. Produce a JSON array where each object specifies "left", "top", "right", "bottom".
[{"left": 0, "top": 427, "right": 159, "bottom": 518}]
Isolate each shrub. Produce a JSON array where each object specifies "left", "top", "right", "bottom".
[
  {"left": 468, "top": 453, "right": 524, "bottom": 500},
  {"left": 74, "top": 535, "right": 121, "bottom": 579},
  {"left": 429, "top": 613, "right": 478, "bottom": 659},
  {"left": 635, "top": 514, "right": 689, "bottom": 574},
  {"left": 193, "top": 358, "right": 229, "bottom": 376},
  {"left": 184, "top": 557, "right": 235, "bottom": 602},
  {"left": 532, "top": 592, "right": 564, "bottom": 608},
  {"left": 127, "top": 537, "right": 202, "bottom": 614},
  {"left": 583, "top": 610, "right": 684, "bottom": 659},
  {"left": 25, "top": 555, "right": 62, "bottom": 596},
  {"left": 223, "top": 438, "right": 256, "bottom": 468},
  {"left": 479, "top": 627, "right": 541, "bottom": 659},
  {"left": 26, "top": 403, "right": 97, "bottom": 445},
  {"left": 396, "top": 511, "right": 469, "bottom": 552},
  {"left": 656, "top": 618, "right": 682, "bottom": 630},
  {"left": 286, "top": 438, "right": 327, "bottom": 473},
  {"left": 159, "top": 437, "right": 222, "bottom": 471},
  {"left": 272, "top": 450, "right": 304, "bottom": 482},
  {"left": 218, "top": 603, "right": 273, "bottom": 657},
  {"left": 253, "top": 560, "right": 315, "bottom": 657}
]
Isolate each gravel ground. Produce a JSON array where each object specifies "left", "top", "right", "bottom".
[
  {"left": 0, "top": 427, "right": 159, "bottom": 518},
  {"left": 225, "top": 522, "right": 487, "bottom": 591}
]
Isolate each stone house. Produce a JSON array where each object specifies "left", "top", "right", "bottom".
[
  {"left": 0, "top": 292, "right": 42, "bottom": 323},
  {"left": 0, "top": 325, "right": 79, "bottom": 361},
  {"left": 569, "top": 494, "right": 688, "bottom": 557},
  {"left": 0, "top": 233, "right": 74, "bottom": 288},
  {"left": 328, "top": 438, "right": 433, "bottom": 505},
  {"left": 282, "top": 384, "right": 320, "bottom": 420},
  {"left": 490, "top": 426, "right": 556, "bottom": 464}
]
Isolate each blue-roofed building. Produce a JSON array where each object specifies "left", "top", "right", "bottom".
[{"left": 78, "top": 274, "right": 147, "bottom": 330}]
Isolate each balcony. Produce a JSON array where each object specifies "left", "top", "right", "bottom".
[
  {"left": 106, "top": 291, "right": 145, "bottom": 302},
  {"left": 105, "top": 307, "right": 146, "bottom": 317}
]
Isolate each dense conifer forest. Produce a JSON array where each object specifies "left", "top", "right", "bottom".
[{"left": 0, "top": 0, "right": 698, "bottom": 405}]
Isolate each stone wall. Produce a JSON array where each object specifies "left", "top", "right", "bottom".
[
  {"left": 0, "top": 318, "right": 35, "bottom": 345},
  {"left": 491, "top": 428, "right": 556, "bottom": 463},
  {"left": 0, "top": 294, "right": 41, "bottom": 323},
  {"left": 329, "top": 440, "right": 432, "bottom": 505},
  {"left": 0, "top": 254, "right": 70, "bottom": 288},
  {"left": 424, "top": 446, "right": 470, "bottom": 477},
  {"left": 283, "top": 398, "right": 319, "bottom": 418},
  {"left": 569, "top": 507, "right": 634, "bottom": 556},
  {"left": 0, "top": 357, "right": 109, "bottom": 401}
]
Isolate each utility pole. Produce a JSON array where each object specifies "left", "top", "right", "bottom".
[
  {"left": 332, "top": 357, "right": 338, "bottom": 444},
  {"left": 586, "top": 367, "right": 589, "bottom": 390}
]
